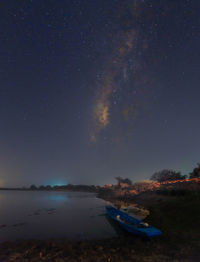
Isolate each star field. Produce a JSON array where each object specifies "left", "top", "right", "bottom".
[{"left": 0, "top": 0, "right": 200, "bottom": 187}]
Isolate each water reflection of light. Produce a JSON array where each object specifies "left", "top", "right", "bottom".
[{"left": 48, "top": 194, "right": 68, "bottom": 201}]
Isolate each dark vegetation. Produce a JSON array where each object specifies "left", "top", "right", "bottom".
[
  {"left": 1, "top": 163, "right": 200, "bottom": 261},
  {"left": 189, "top": 163, "right": 200, "bottom": 178},
  {"left": 1, "top": 163, "right": 200, "bottom": 193},
  {"left": 151, "top": 163, "right": 200, "bottom": 182},
  {"left": 1, "top": 193, "right": 200, "bottom": 261},
  {"left": 155, "top": 189, "right": 196, "bottom": 196},
  {"left": 29, "top": 184, "right": 99, "bottom": 192},
  {"left": 0, "top": 184, "right": 99, "bottom": 192},
  {"left": 150, "top": 169, "right": 186, "bottom": 182},
  {"left": 115, "top": 163, "right": 200, "bottom": 186},
  {"left": 115, "top": 177, "right": 132, "bottom": 185},
  {"left": 146, "top": 192, "right": 200, "bottom": 257}
]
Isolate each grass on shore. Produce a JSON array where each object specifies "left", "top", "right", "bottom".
[
  {"left": 145, "top": 192, "right": 200, "bottom": 258},
  {"left": 0, "top": 193, "right": 200, "bottom": 262}
]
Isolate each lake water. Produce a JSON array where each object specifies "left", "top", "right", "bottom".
[{"left": 0, "top": 190, "right": 117, "bottom": 242}]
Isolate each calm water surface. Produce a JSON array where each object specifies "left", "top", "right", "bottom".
[{"left": 0, "top": 190, "right": 117, "bottom": 242}]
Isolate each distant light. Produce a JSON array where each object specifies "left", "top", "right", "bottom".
[{"left": 46, "top": 179, "right": 68, "bottom": 187}]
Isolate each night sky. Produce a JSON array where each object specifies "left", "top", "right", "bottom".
[{"left": 0, "top": 0, "right": 200, "bottom": 187}]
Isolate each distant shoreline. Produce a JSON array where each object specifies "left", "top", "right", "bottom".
[{"left": 0, "top": 187, "right": 99, "bottom": 192}]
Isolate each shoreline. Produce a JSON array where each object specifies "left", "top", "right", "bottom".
[
  {"left": 0, "top": 191, "right": 200, "bottom": 261},
  {"left": 0, "top": 234, "right": 198, "bottom": 262}
]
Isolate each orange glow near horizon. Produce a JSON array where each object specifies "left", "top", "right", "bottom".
[{"left": 104, "top": 178, "right": 200, "bottom": 195}]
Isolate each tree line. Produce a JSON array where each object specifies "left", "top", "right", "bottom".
[
  {"left": 29, "top": 163, "right": 200, "bottom": 190},
  {"left": 114, "top": 163, "right": 200, "bottom": 185},
  {"left": 29, "top": 184, "right": 98, "bottom": 192},
  {"left": 151, "top": 163, "right": 200, "bottom": 182}
]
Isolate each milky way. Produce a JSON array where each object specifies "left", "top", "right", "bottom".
[
  {"left": 91, "top": 0, "right": 151, "bottom": 143},
  {"left": 0, "top": 0, "right": 199, "bottom": 185}
]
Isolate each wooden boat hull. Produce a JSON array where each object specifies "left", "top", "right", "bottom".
[{"left": 106, "top": 205, "right": 162, "bottom": 238}]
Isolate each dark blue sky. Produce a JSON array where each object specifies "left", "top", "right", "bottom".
[{"left": 0, "top": 0, "right": 200, "bottom": 187}]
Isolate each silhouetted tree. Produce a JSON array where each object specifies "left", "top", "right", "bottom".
[
  {"left": 189, "top": 163, "right": 200, "bottom": 178},
  {"left": 115, "top": 177, "right": 132, "bottom": 185},
  {"left": 151, "top": 169, "right": 184, "bottom": 182}
]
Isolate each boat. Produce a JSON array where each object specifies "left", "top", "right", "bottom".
[
  {"left": 106, "top": 205, "right": 162, "bottom": 238},
  {"left": 120, "top": 206, "right": 149, "bottom": 220}
]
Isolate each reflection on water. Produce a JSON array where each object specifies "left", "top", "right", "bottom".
[
  {"left": 47, "top": 194, "right": 68, "bottom": 201},
  {"left": 0, "top": 191, "right": 116, "bottom": 242}
]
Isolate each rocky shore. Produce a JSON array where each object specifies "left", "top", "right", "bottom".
[{"left": 0, "top": 191, "right": 200, "bottom": 262}]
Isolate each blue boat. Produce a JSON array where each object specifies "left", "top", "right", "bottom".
[{"left": 106, "top": 205, "right": 162, "bottom": 238}]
